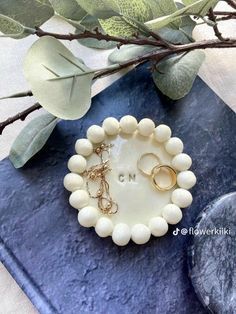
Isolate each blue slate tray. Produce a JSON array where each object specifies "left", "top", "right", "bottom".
[{"left": 0, "top": 65, "right": 235, "bottom": 314}]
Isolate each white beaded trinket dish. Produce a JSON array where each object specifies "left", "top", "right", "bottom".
[{"left": 64, "top": 116, "right": 196, "bottom": 246}]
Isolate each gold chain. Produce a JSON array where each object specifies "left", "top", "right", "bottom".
[{"left": 84, "top": 143, "right": 118, "bottom": 215}]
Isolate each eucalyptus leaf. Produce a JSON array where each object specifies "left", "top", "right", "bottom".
[
  {"left": 109, "top": 44, "right": 158, "bottom": 63},
  {"left": 99, "top": 0, "right": 153, "bottom": 37},
  {"left": 148, "top": 0, "right": 181, "bottom": 28},
  {"left": 146, "top": 0, "right": 218, "bottom": 31},
  {"left": 0, "top": 0, "right": 53, "bottom": 38},
  {"left": 9, "top": 113, "right": 59, "bottom": 168},
  {"left": 182, "top": 0, "right": 218, "bottom": 16},
  {"left": 152, "top": 50, "right": 205, "bottom": 100},
  {"left": 76, "top": 15, "right": 117, "bottom": 49},
  {"left": 176, "top": 2, "right": 196, "bottom": 39},
  {"left": 157, "top": 27, "right": 192, "bottom": 44},
  {"left": 76, "top": 0, "right": 120, "bottom": 19},
  {"left": 179, "top": 16, "right": 196, "bottom": 40},
  {"left": 23, "top": 36, "right": 95, "bottom": 120},
  {"left": 0, "top": 15, "right": 27, "bottom": 38},
  {"left": 50, "top": 0, "right": 87, "bottom": 20}
]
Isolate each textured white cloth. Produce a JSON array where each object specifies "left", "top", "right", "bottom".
[{"left": 0, "top": 3, "right": 235, "bottom": 313}]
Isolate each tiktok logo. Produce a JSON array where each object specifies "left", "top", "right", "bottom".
[{"left": 173, "top": 228, "right": 180, "bottom": 236}]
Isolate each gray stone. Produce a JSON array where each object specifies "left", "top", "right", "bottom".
[{"left": 188, "top": 193, "right": 236, "bottom": 314}]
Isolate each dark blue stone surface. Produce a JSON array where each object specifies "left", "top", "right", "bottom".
[{"left": 0, "top": 65, "right": 235, "bottom": 314}]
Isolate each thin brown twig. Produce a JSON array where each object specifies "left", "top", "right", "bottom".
[
  {"left": 217, "top": 14, "right": 236, "bottom": 21},
  {"left": 224, "top": 0, "right": 236, "bottom": 9},
  {"left": 35, "top": 27, "right": 168, "bottom": 48},
  {"left": 0, "top": 103, "right": 41, "bottom": 135},
  {"left": 208, "top": 8, "right": 229, "bottom": 41},
  {"left": 213, "top": 10, "right": 236, "bottom": 21},
  {"left": 213, "top": 10, "right": 236, "bottom": 15}
]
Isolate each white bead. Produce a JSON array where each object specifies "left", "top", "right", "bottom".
[
  {"left": 75, "top": 139, "right": 93, "bottom": 156},
  {"left": 165, "top": 137, "right": 184, "bottom": 155},
  {"left": 131, "top": 224, "right": 151, "bottom": 245},
  {"left": 95, "top": 217, "right": 113, "bottom": 237},
  {"left": 87, "top": 125, "right": 105, "bottom": 144},
  {"left": 162, "top": 204, "right": 182, "bottom": 225},
  {"left": 78, "top": 206, "right": 99, "bottom": 227},
  {"left": 67, "top": 155, "right": 87, "bottom": 173},
  {"left": 102, "top": 117, "right": 120, "bottom": 135},
  {"left": 137, "top": 118, "right": 155, "bottom": 136},
  {"left": 177, "top": 171, "right": 197, "bottom": 189},
  {"left": 154, "top": 124, "right": 171, "bottom": 143},
  {"left": 112, "top": 223, "right": 131, "bottom": 246},
  {"left": 171, "top": 188, "right": 193, "bottom": 208},
  {"left": 120, "top": 115, "right": 138, "bottom": 134},
  {"left": 69, "top": 190, "right": 89, "bottom": 209},
  {"left": 148, "top": 217, "right": 168, "bottom": 237},
  {"left": 172, "top": 153, "right": 192, "bottom": 171},
  {"left": 63, "top": 173, "right": 84, "bottom": 192}
]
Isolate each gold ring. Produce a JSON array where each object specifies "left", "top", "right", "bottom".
[
  {"left": 151, "top": 165, "right": 177, "bottom": 191},
  {"left": 137, "top": 153, "right": 160, "bottom": 176}
]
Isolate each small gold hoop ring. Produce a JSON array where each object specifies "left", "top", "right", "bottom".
[
  {"left": 151, "top": 165, "right": 177, "bottom": 191},
  {"left": 137, "top": 153, "right": 160, "bottom": 176}
]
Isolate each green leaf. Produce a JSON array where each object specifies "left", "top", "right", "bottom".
[
  {"left": 76, "top": 15, "right": 117, "bottom": 49},
  {"left": 148, "top": 0, "right": 181, "bottom": 28},
  {"left": 109, "top": 44, "right": 158, "bottom": 63},
  {"left": 179, "top": 16, "right": 196, "bottom": 40},
  {"left": 157, "top": 27, "right": 192, "bottom": 44},
  {"left": 9, "top": 113, "right": 59, "bottom": 168},
  {"left": 182, "top": 0, "right": 218, "bottom": 15},
  {"left": 176, "top": 2, "right": 196, "bottom": 39},
  {"left": 0, "top": 15, "right": 27, "bottom": 38},
  {"left": 23, "top": 36, "right": 95, "bottom": 120},
  {"left": 99, "top": 0, "right": 153, "bottom": 37},
  {"left": 152, "top": 50, "right": 205, "bottom": 100},
  {"left": 76, "top": 0, "right": 120, "bottom": 19},
  {"left": 146, "top": 0, "right": 218, "bottom": 31},
  {"left": 50, "top": 0, "right": 87, "bottom": 20},
  {"left": 0, "top": 0, "right": 53, "bottom": 38}
]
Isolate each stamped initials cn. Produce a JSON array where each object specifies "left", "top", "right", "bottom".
[{"left": 118, "top": 173, "right": 136, "bottom": 183}]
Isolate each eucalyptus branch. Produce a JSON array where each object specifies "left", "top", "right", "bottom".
[
  {"left": 35, "top": 21, "right": 236, "bottom": 48},
  {"left": 0, "top": 103, "right": 41, "bottom": 135},
  {"left": 1, "top": 33, "right": 236, "bottom": 134},
  {"left": 2, "top": 7, "right": 236, "bottom": 134},
  {"left": 35, "top": 27, "right": 168, "bottom": 48},
  {"left": 96, "top": 38, "right": 236, "bottom": 80},
  {"left": 34, "top": 28, "right": 236, "bottom": 53}
]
